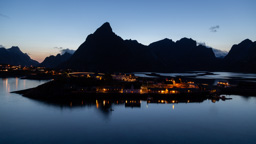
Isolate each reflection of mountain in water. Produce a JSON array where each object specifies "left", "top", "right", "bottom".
[{"left": 29, "top": 96, "right": 218, "bottom": 114}]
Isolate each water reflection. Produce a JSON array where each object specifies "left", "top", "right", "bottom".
[
  {"left": 15, "top": 77, "right": 18, "bottom": 90},
  {"left": 23, "top": 79, "right": 26, "bottom": 89},
  {"left": 23, "top": 96, "right": 235, "bottom": 120},
  {"left": 1, "top": 78, "right": 49, "bottom": 95},
  {"left": 2, "top": 78, "right": 10, "bottom": 92},
  {"left": 0, "top": 78, "right": 234, "bottom": 111},
  {"left": 134, "top": 71, "right": 256, "bottom": 80},
  {"left": 30, "top": 96, "right": 220, "bottom": 111},
  {"left": 1, "top": 78, "right": 256, "bottom": 144}
]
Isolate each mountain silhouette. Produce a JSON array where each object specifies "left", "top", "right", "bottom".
[
  {"left": 63, "top": 22, "right": 217, "bottom": 72},
  {"left": 64, "top": 22, "right": 161, "bottom": 72},
  {"left": 2, "top": 23, "right": 254, "bottom": 72},
  {"left": 149, "top": 38, "right": 216, "bottom": 71},
  {"left": 0, "top": 46, "right": 39, "bottom": 66},
  {"left": 223, "top": 39, "right": 256, "bottom": 72},
  {"left": 40, "top": 52, "right": 72, "bottom": 68}
]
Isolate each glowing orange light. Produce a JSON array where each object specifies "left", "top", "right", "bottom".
[{"left": 96, "top": 100, "right": 99, "bottom": 109}]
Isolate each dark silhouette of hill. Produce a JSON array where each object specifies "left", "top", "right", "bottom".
[
  {"left": 63, "top": 22, "right": 217, "bottom": 72},
  {"left": 148, "top": 38, "right": 217, "bottom": 71},
  {"left": 223, "top": 39, "right": 256, "bottom": 72},
  {"left": 40, "top": 52, "right": 72, "bottom": 68},
  {"left": 64, "top": 22, "right": 161, "bottom": 72},
  {"left": 0, "top": 46, "right": 39, "bottom": 66},
  {"left": 2, "top": 23, "right": 254, "bottom": 72}
]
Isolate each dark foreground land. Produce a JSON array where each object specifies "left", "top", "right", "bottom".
[
  {"left": 11, "top": 76, "right": 236, "bottom": 106},
  {"left": 10, "top": 70, "right": 256, "bottom": 108}
]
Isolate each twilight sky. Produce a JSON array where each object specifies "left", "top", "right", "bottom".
[{"left": 0, "top": 0, "right": 255, "bottom": 62}]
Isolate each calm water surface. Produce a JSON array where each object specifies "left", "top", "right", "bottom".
[
  {"left": 1, "top": 78, "right": 256, "bottom": 144},
  {"left": 134, "top": 71, "right": 256, "bottom": 79}
]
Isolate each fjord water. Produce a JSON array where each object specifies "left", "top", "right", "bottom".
[{"left": 1, "top": 78, "right": 256, "bottom": 144}]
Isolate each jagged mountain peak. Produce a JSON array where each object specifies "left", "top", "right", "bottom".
[
  {"left": 0, "top": 46, "right": 38, "bottom": 66},
  {"left": 176, "top": 37, "right": 197, "bottom": 48},
  {"left": 8, "top": 46, "right": 22, "bottom": 53},
  {"left": 222, "top": 39, "right": 256, "bottom": 72},
  {"left": 241, "top": 39, "right": 252, "bottom": 43},
  {"left": 63, "top": 22, "right": 217, "bottom": 72},
  {"left": 93, "top": 22, "right": 113, "bottom": 35},
  {"left": 237, "top": 39, "right": 253, "bottom": 47},
  {"left": 177, "top": 37, "right": 196, "bottom": 43}
]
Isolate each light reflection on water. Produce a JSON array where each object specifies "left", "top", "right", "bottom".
[
  {"left": 2, "top": 78, "right": 10, "bottom": 92},
  {"left": 0, "top": 78, "right": 256, "bottom": 144},
  {"left": 134, "top": 71, "right": 256, "bottom": 80}
]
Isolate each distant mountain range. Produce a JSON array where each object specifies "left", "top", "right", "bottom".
[
  {"left": 62, "top": 22, "right": 217, "bottom": 72},
  {"left": 148, "top": 38, "right": 216, "bottom": 71},
  {"left": 63, "top": 22, "right": 161, "bottom": 72},
  {"left": 0, "top": 46, "right": 39, "bottom": 66},
  {"left": 40, "top": 52, "right": 72, "bottom": 68},
  {"left": 0, "top": 46, "right": 73, "bottom": 68},
  {"left": 1, "top": 22, "right": 255, "bottom": 72},
  {"left": 62, "top": 22, "right": 220, "bottom": 72}
]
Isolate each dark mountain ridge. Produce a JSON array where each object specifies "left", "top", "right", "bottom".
[
  {"left": 40, "top": 52, "right": 72, "bottom": 68},
  {"left": 222, "top": 39, "right": 256, "bottom": 72},
  {"left": 148, "top": 38, "right": 216, "bottom": 71},
  {"left": 0, "top": 46, "right": 39, "bottom": 66},
  {"left": 3, "top": 22, "right": 254, "bottom": 72},
  {"left": 63, "top": 22, "right": 217, "bottom": 72},
  {"left": 64, "top": 22, "right": 161, "bottom": 72}
]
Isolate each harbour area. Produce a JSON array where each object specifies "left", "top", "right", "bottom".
[{"left": 13, "top": 72, "right": 250, "bottom": 103}]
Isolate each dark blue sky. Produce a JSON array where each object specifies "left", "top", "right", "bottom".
[{"left": 0, "top": 0, "right": 255, "bottom": 62}]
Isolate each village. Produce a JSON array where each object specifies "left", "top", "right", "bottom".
[
  {"left": 0, "top": 64, "right": 69, "bottom": 79},
  {"left": 1, "top": 64, "right": 239, "bottom": 98},
  {"left": 66, "top": 72, "right": 214, "bottom": 95}
]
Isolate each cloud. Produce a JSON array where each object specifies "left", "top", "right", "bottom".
[
  {"left": 53, "top": 47, "right": 63, "bottom": 50},
  {"left": 54, "top": 47, "right": 75, "bottom": 55},
  {"left": 209, "top": 25, "right": 220, "bottom": 32},
  {"left": 60, "top": 48, "right": 75, "bottom": 55},
  {"left": 212, "top": 48, "right": 228, "bottom": 58},
  {"left": 0, "top": 45, "right": 4, "bottom": 48},
  {"left": 197, "top": 42, "right": 227, "bottom": 58},
  {"left": 53, "top": 47, "right": 75, "bottom": 55},
  {"left": 197, "top": 42, "right": 211, "bottom": 48}
]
